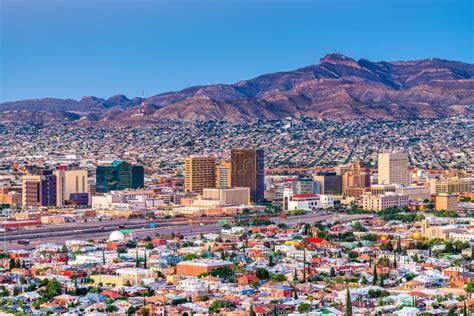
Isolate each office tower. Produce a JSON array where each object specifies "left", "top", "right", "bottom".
[
  {"left": 21, "top": 170, "right": 57, "bottom": 208},
  {"left": 96, "top": 160, "right": 144, "bottom": 193},
  {"left": 341, "top": 160, "right": 371, "bottom": 197},
  {"left": 184, "top": 156, "right": 216, "bottom": 194},
  {"left": 313, "top": 171, "right": 342, "bottom": 195},
  {"left": 230, "top": 149, "right": 264, "bottom": 203},
  {"left": 54, "top": 169, "right": 88, "bottom": 206},
  {"left": 216, "top": 160, "right": 232, "bottom": 189},
  {"left": 378, "top": 152, "right": 410, "bottom": 186},
  {"left": 131, "top": 165, "right": 145, "bottom": 189}
]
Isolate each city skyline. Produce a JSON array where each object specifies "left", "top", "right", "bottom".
[{"left": 0, "top": 1, "right": 473, "bottom": 314}]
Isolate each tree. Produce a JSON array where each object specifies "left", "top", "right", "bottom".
[
  {"left": 303, "top": 224, "right": 312, "bottom": 236},
  {"left": 135, "top": 250, "right": 139, "bottom": 268},
  {"left": 271, "top": 273, "right": 286, "bottom": 282},
  {"left": 40, "top": 279, "right": 61, "bottom": 300},
  {"left": 256, "top": 267, "right": 270, "bottom": 280},
  {"left": 269, "top": 255, "right": 275, "bottom": 267},
  {"left": 9, "top": 258, "right": 16, "bottom": 270},
  {"left": 208, "top": 300, "right": 231, "bottom": 314},
  {"left": 141, "top": 308, "right": 150, "bottom": 316},
  {"left": 352, "top": 221, "right": 364, "bottom": 232},
  {"left": 249, "top": 303, "right": 256, "bottom": 316},
  {"left": 210, "top": 266, "right": 233, "bottom": 278},
  {"left": 465, "top": 281, "right": 474, "bottom": 298},
  {"left": 145, "top": 242, "right": 154, "bottom": 250},
  {"left": 102, "top": 248, "right": 106, "bottom": 265},
  {"left": 143, "top": 250, "right": 147, "bottom": 269},
  {"left": 372, "top": 266, "right": 378, "bottom": 285},
  {"left": 379, "top": 275, "right": 384, "bottom": 288},
  {"left": 127, "top": 306, "right": 138, "bottom": 315},
  {"left": 183, "top": 253, "right": 199, "bottom": 261},
  {"left": 72, "top": 274, "right": 78, "bottom": 295},
  {"left": 330, "top": 267, "right": 336, "bottom": 277},
  {"left": 345, "top": 287, "right": 352, "bottom": 316},
  {"left": 298, "top": 303, "right": 311, "bottom": 313},
  {"left": 105, "top": 304, "right": 118, "bottom": 313},
  {"left": 396, "top": 236, "right": 402, "bottom": 253},
  {"left": 303, "top": 247, "right": 307, "bottom": 282},
  {"left": 463, "top": 301, "right": 467, "bottom": 316}
]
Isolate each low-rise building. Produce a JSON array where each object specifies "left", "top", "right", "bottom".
[
  {"left": 435, "top": 193, "right": 458, "bottom": 211},
  {"left": 176, "top": 259, "right": 234, "bottom": 277},
  {"left": 362, "top": 192, "right": 409, "bottom": 211}
]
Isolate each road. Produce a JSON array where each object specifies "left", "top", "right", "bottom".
[{"left": 2, "top": 212, "right": 372, "bottom": 252}]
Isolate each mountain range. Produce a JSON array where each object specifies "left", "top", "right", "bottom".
[{"left": 1, "top": 53, "right": 473, "bottom": 124}]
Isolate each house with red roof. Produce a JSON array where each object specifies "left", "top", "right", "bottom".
[{"left": 305, "top": 237, "right": 329, "bottom": 249}]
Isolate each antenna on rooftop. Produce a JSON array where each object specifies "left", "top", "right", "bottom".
[{"left": 140, "top": 90, "right": 145, "bottom": 114}]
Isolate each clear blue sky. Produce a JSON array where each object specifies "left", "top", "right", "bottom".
[{"left": 1, "top": 0, "right": 472, "bottom": 102}]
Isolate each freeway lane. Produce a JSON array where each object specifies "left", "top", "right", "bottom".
[
  {"left": 2, "top": 224, "right": 221, "bottom": 251},
  {"left": 4, "top": 216, "right": 232, "bottom": 238},
  {"left": 1, "top": 212, "right": 373, "bottom": 252}
]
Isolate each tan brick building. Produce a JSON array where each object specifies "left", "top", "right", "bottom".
[{"left": 176, "top": 259, "right": 233, "bottom": 276}]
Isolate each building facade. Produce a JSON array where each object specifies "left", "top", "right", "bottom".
[
  {"left": 341, "top": 160, "right": 371, "bottom": 197},
  {"left": 313, "top": 171, "right": 342, "bottom": 195},
  {"left": 429, "top": 178, "right": 472, "bottom": 194},
  {"left": 54, "top": 169, "right": 88, "bottom": 206},
  {"left": 378, "top": 152, "right": 410, "bottom": 186},
  {"left": 176, "top": 259, "right": 234, "bottom": 276},
  {"left": 184, "top": 156, "right": 216, "bottom": 194},
  {"left": 96, "top": 160, "right": 144, "bottom": 193},
  {"left": 202, "top": 187, "right": 250, "bottom": 205},
  {"left": 21, "top": 170, "right": 57, "bottom": 208},
  {"left": 216, "top": 160, "right": 231, "bottom": 189},
  {"left": 230, "top": 149, "right": 264, "bottom": 203},
  {"left": 435, "top": 193, "right": 459, "bottom": 211},
  {"left": 362, "top": 192, "right": 409, "bottom": 211}
]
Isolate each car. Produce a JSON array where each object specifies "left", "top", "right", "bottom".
[{"left": 17, "top": 239, "right": 30, "bottom": 246}]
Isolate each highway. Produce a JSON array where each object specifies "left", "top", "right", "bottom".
[{"left": 1, "top": 211, "right": 372, "bottom": 252}]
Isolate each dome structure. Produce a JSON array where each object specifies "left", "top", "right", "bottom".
[{"left": 109, "top": 230, "right": 125, "bottom": 242}]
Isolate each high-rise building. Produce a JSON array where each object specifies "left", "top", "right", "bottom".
[
  {"left": 378, "top": 152, "right": 410, "bottom": 186},
  {"left": 54, "top": 169, "right": 88, "bottom": 206},
  {"left": 216, "top": 160, "right": 231, "bottom": 189},
  {"left": 313, "top": 171, "right": 342, "bottom": 195},
  {"left": 184, "top": 156, "right": 216, "bottom": 194},
  {"left": 341, "top": 160, "right": 371, "bottom": 197},
  {"left": 21, "top": 170, "right": 57, "bottom": 208},
  {"left": 96, "top": 160, "right": 144, "bottom": 193},
  {"left": 230, "top": 149, "right": 264, "bottom": 203}
]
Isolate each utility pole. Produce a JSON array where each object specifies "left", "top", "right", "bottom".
[{"left": 1, "top": 228, "right": 6, "bottom": 252}]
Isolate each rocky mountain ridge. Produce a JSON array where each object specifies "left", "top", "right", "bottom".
[{"left": 1, "top": 54, "right": 473, "bottom": 124}]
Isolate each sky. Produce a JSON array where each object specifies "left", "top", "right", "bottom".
[{"left": 0, "top": 0, "right": 472, "bottom": 102}]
